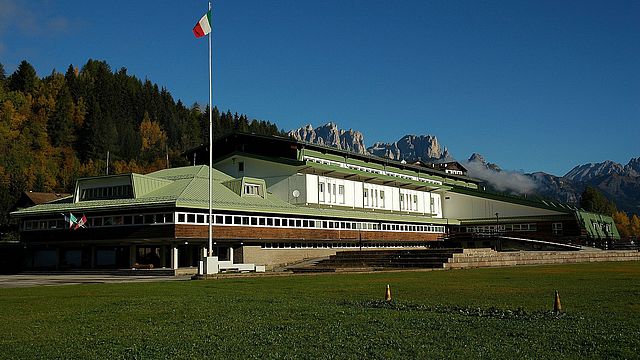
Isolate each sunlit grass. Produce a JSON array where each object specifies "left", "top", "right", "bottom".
[{"left": 1, "top": 262, "right": 639, "bottom": 359}]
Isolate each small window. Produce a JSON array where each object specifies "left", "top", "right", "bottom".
[
  {"left": 274, "top": 218, "right": 281, "bottom": 226},
  {"left": 266, "top": 218, "right": 273, "bottom": 226},
  {"left": 234, "top": 216, "right": 242, "bottom": 225},
  {"left": 145, "top": 214, "right": 155, "bottom": 224},
  {"left": 238, "top": 161, "right": 244, "bottom": 172},
  {"left": 338, "top": 185, "right": 344, "bottom": 195},
  {"left": 124, "top": 216, "right": 134, "bottom": 225},
  {"left": 243, "top": 217, "right": 250, "bottom": 225},
  {"left": 225, "top": 216, "right": 232, "bottom": 225},
  {"left": 187, "top": 214, "right": 195, "bottom": 223},
  {"left": 215, "top": 215, "right": 224, "bottom": 224},
  {"left": 197, "top": 214, "right": 205, "bottom": 224},
  {"left": 244, "top": 183, "right": 260, "bottom": 196},
  {"left": 251, "top": 217, "right": 258, "bottom": 226},
  {"left": 134, "top": 215, "right": 144, "bottom": 224},
  {"left": 259, "top": 218, "right": 266, "bottom": 226}
]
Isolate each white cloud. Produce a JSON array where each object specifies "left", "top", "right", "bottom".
[{"left": 464, "top": 160, "right": 539, "bottom": 195}]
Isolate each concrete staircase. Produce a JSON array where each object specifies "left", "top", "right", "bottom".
[
  {"left": 291, "top": 249, "right": 464, "bottom": 273},
  {"left": 445, "top": 248, "right": 640, "bottom": 269}
]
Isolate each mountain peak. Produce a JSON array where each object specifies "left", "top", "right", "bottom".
[{"left": 288, "top": 122, "right": 366, "bottom": 154}]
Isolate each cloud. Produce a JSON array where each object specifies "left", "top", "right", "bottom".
[
  {"left": 0, "top": 0, "right": 69, "bottom": 36},
  {"left": 464, "top": 160, "right": 539, "bottom": 195}
]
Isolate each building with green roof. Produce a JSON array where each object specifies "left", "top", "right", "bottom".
[{"left": 11, "top": 133, "right": 619, "bottom": 272}]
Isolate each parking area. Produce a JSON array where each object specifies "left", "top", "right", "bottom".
[{"left": 0, "top": 274, "right": 188, "bottom": 288}]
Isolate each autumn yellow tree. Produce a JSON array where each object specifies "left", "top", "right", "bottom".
[
  {"left": 631, "top": 215, "right": 640, "bottom": 239},
  {"left": 139, "top": 111, "right": 167, "bottom": 166}
]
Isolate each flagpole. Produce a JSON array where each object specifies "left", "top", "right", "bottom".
[{"left": 208, "top": 0, "right": 213, "bottom": 257}]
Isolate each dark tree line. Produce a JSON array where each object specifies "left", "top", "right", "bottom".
[{"left": 0, "top": 59, "right": 283, "bottom": 227}]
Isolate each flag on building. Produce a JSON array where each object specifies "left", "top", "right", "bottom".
[
  {"left": 74, "top": 214, "right": 87, "bottom": 230},
  {"left": 69, "top": 213, "right": 78, "bottom": 229},
  {"left": 193, "top": 10, "right": 212, "bottom": 38}
]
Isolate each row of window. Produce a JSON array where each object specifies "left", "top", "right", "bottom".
[
  {"left": 304, "top": 156, "right": 443, "bottom": 186},
  {"left": 261, "top": 242, "right": 425, "bottom": 249},
  {"left": 460, "top": 223, "right": 538, "bottom": 233},
  {"left": 80, "top": 185, "right": 133, "bottom": 201},
  {"left": 176, "top": 212, "right": 446, "bottom": 233},
  {"left": 23, "top": 213, "right": 174, "bottom": 230},
  {"left": 318, "top": 182, "right": 345, "bottom": 204},
  {"left": 24, "top": 211, "right": 446, "bottom": 234}
]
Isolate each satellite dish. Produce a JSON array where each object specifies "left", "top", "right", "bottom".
[{"left": 292, "top": 189, "right": 300, "bottom": 198}]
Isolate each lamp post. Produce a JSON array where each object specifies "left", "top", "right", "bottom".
[{"left": 495, "top": 212, "right": 500, "bottom": 251}]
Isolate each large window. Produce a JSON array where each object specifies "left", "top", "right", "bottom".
[{"left": 81, "top": 185, "right": 133, "bottom": 201}]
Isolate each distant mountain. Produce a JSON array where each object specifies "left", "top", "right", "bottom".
[
  {"left": 287, "top": 123, "right": 639, "bottom": 214},
  {"left": 289, "top": 123, "right": 451, "bottom": 162},
  {"left": 564, "top": 160, "right": 625, "bottom": 182},
  {"left": 288, "top": 123, "right": 367, "bottom": 154},
  {"left": 368, "top": 135, "right": 452, "bottom": 162}
]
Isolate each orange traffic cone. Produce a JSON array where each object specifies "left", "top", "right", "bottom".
[
  {"left": 385, "top": 284, "right": 392, "bottom": 302},
  {"left": 553, "top": 290, "right": 562, "bottom": 313}
]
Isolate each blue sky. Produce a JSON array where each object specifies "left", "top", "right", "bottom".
[{"left": 1, "top": 0, "right": 638, "bottom": 175}]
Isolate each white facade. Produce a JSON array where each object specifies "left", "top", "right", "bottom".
[
  {"left": 216, "top": 155, "right": 443, "bottom": 218},
  {"left": 305, "top": 173, "right": 442, "bottom": 218}
]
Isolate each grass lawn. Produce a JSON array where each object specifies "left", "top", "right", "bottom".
[{"left": 1, "top": 262, "right": 639, "bottom": 359}]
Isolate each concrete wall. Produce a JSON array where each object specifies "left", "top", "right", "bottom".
[{"left": 442, "top": 192, "right": 565, "bottom": 219}]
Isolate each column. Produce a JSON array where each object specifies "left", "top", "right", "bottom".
[
  {"left": 159, "top": 246, "right": 167, "bottom": 268},
  {"left": 129, "top": 245, "right": 137, "bottom": 268},
  {"left": 171, "top": 246, "right": 179, "bottom": 270},
  {"left": 228, "top": 246, "right": 234, "bottom": 264},
  {"left": 90, "top": 246, "right": 96, "bottom": 269}
]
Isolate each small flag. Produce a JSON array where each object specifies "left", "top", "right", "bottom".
[
  {"left": 74, "top": 214, "right": 88, "bottom": 230},
  {"left": 193, "top": 10, "right": 212, "bottom": 38},
  {"left": 69, "top": 213, "right": 78, "bottom": 229}
]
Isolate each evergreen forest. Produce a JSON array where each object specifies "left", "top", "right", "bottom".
[{"left": 0, "top": 59, "right": 283, "bottom": 229}]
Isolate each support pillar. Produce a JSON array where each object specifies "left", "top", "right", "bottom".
[
  {"left": 228, "top": 246, "right": 234, "bottom": 264},
  {"left": 159, "top": 246, "right": 167, "bottom": 268},
  {"left": 129, "top": 245, "right": 137, "bottom": 268},
  {"left": 90, "top": 246, "right": 96, "bottom": 269},
  {"left": 171, "top": 246, "right": 179, "bottom": 270}
]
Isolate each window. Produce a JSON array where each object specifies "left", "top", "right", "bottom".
[
  {"left": 380, "top": 190, "right": 385, "bottom": 207},
  {"left": 363, "top": 189, "right": 369, "bottom": 206},
  {"left": 553, "top": 222, "right": 563, "bottom": 236},
  {"left": 187, "top": 214, "right": 195, "bottom": 223},
  {"left": 319, "top": 183, "right": 325, "bottom": 202},
  {"left": 244, "top": 183, "right": 260, "bottom": 196},
  {"left": 238, "top": 161, "right": 244, "bottom": 172}
]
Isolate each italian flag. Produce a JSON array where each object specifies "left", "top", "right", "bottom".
[{"left": 193, "top": 11, "right": 212, "bottom": 38}]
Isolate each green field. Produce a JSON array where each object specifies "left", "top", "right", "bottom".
[{"left": 1, "top": 263, "right": 639, "bottom": 359}]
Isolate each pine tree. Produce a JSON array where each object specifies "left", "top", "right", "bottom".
[
  {"left": 8, "top": 60, "right": 39, "bottom": 93},
  {"left": 580, "top": 186, "right": 617, "bottom": 215}
]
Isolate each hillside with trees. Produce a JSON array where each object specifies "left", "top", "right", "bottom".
[{"left": 0, "top": 59, "right": 282, "bottom": 228}]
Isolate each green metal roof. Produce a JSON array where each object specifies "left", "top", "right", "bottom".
[
  {"left": 575, "top": 211, "right": 620, "bottom": 240},
  {"left": 11, "top": 165, "right": 453, "bottom": 225}
]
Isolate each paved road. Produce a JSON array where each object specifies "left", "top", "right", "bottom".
[{"left": 0, "top": 274, "right": 189, "bottom": 288}]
